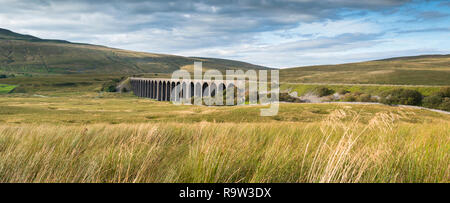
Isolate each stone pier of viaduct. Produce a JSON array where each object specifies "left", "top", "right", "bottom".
[{"left": 129, "top": 77, "right": 240, "bottom": 102}]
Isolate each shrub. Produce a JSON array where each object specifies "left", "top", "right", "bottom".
[
  {"left": 358, "top": 94, "right": 372, "bottom": 102},
  {"left": 422, "top": 88, "right": 450, "bottom": 111},
  {"left": 341, "top": 92, "right": 373, "bottom": 102},
  {"left": 437, "top": 87, "right": 450, "bottom": 98},
  {"left": 341, "top": 93, "right": 356, "bottom": 102},
  {"left": 101, "top": 81, "right": 118, "bottom": 92},
  {"left": 380, "top": 89, "right": 423, "bottom": 106},
  {"left": 439, "top": 98, "right": 450, "bottom": 111},
  {"left": 103, "top": 84, "right": 116, "bottom": 92},
  {"left": 338, "top": 89, "right": 350, "bottom": 95},
  {"left": 101, "top": 78, "right": 126, "bottom": 92},
  {"left": 0, "top": 74, "right": 6, "bottom": 79},
  {"left": 422, "top": 95, "right": 442, "bottom": 109},
  {"left": 314, "top": 87, "right": 334, "bottom": 97},
  {"left": 279, "top": 93, "right": 302, "bottom": 103}
]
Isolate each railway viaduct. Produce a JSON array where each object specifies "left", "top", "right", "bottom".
[{"left": 129, "top": 77, "right": 241, "bottom": 102}]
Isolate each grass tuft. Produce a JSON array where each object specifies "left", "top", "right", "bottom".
[{"left": 0, "top": 109, "right": 448, "bottom": 183}]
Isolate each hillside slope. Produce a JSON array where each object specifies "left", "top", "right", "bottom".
[
  {"left": 0, "top": 28, "right": 268, "bottom": 74},
  {"left": 280, "top": 55, "right": 450, "bottom": 85}
]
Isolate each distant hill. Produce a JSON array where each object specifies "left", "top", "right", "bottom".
[
  {"left": 0, "top": 28, "right": 269, "bottom": 74},
  {"left": 0, "top": 28, "right": 70, "bottom": 43},
  {"left": 280, "top": 54, "right": 450, "bottom": 85}
]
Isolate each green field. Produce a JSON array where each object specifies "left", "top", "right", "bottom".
[{"left": 0, "top": 84, "right": 16, "bottom": 94}]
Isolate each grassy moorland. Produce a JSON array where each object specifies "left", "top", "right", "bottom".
[
  {"left": 0, "top": 28, "right": 268, "bottom": 74},
  {"left": 280, "top": 55, "right": 450, "bottom": 86},
  {"left": 0, "top": 92, "right": 449, "bottom": 183}
]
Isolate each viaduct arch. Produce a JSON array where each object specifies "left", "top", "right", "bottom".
[{"left": 130, "top": 77, "right": 247, "bottom": 103}]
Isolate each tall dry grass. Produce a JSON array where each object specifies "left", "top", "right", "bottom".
[{"left": 0, "top": 110, "right": 448, "bottom": 183}]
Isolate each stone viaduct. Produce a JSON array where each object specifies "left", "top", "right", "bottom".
[{"left": 129, "top": 77, "right": 241, "bottom": 102}]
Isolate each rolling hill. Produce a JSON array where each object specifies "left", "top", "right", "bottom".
[
  {"left": 280, "top": 54, "right": 450, "bottom": 85},
  {"left": 2, "top": 28, "right": 449, "bottom": 86},
  {"left": 0, "top": 28, "right": 268, "bottom": 74}
]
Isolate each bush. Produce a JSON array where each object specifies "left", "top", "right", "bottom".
[
  {"left": 358, "top": 94, "right": 372, "bottom": 102},
  {"left": 338, "top": 89, "right": 350, "bottom": 95},
  {"left": 439, "top": 98, "right": 450, "bottom": 111},
  {"left": 422, "top": 87, "right": 450, "bottom": 111},
  {"left": 101, "top": 80, "right": 118, "bottom": 92},
  {"left": 314, "top": 87, "right": 334, "bottom": 97},
  {"left": 423, "top": 95, "right": 442, "bottom": 109},
  {"left": 437, "top": 87, "right": 450, "bottom": 98},
  {"left": 0, "top": 74, "right": 6, "bottom": 79},
  {"left": 101, "top": 77, "right": 127, "bottom": 92},
  {"left": 342, "top": 93, "right": 357, "bottom": 102},
  {"left": 278, "top": 93, "right": 302, "bottom": 103},
  {"left": 102, "top": 84, "right": 116, "bottom": 92},
  {"left": 380, "top": 89, "right": 423, "bottom": 106},
  {"left": 341, "top": 92, "right": 374, "bottom": 102}
]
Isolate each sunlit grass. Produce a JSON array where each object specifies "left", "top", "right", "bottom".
[
  {"left": 0, "top": 109, "right": 448, "bottom": 183},
  {"left": 280, "top": 55, "right": 450, "bottom": 85},
  {"left": 0, "top": 96, "right": 447, "bottom": 124},
  {"left": 0, "top": 94, "right": 448, "bottom": 183}
]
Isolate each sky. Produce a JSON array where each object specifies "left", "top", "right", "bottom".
[{"left": 0, "top": 0, "right": 449, "bottom": 68}]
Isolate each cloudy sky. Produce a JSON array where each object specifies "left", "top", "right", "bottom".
[{"left": 1, "top": 0, "right": 449, "bottom": 68}]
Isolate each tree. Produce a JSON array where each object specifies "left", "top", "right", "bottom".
[
  {"left": 103, "top": 85, "right": 116, "bottom": 92},
  {"left": 314, "top": 87, "right": 334, "bottom": 97},
  {"left": 101, "top": 81, "right": 118, "bottom": 92}
]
